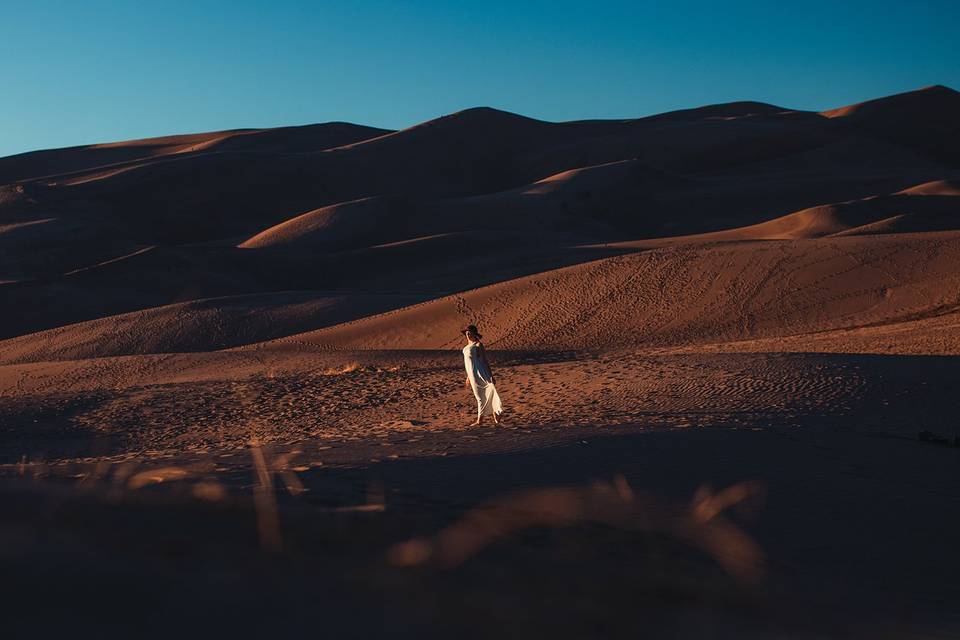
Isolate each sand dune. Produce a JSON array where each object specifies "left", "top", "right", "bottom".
[
  {"left": 237, "top": 155, "right": 953, "bottom": 257},
  {"left": 0, "top": 226, "right": 631, "bottom": 341},
  {"left": 0, "top": 122, "right": 391, "bottom": 185},
  {"left": 0, "top": 291, "right": 426, "bottom": 364},
  {"left": 822, "top": 85, "right": 960, "bottom": 164},
  {"left": 0, "top": 131, "right": 235, "bottom": 185},
  {"left": 1, "top": 85, "right": 957, "bottom": 355},
  {"left": 606, "top": 177, "right": 960, "bottom": 244},
  {"left": 238, "top": 195, "right": 417, "bottom": 250},
  {"left": 0, "top": 214, "right": 139, "bottom": 282},
  {"left": 258, "top": 232, "right": 960, "bottom": 354},
  {"left": 235, "top": 160, "right": 672, "bottom": 250},
  {"left": 12, "top": 96, "right": 945, "bottom": 250},
  {"left": 663, "top": 306, "right": 960, "bottom": 356},
  {"left": 899, "top": 178, "right": 960, "bottom": 196},
  {"left": 12, "top": 169, "right": 948, "bottom": 336}
]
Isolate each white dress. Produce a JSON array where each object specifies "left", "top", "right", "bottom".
[{"left": 463, "top": 342, "right": 503, "bottom": 418}]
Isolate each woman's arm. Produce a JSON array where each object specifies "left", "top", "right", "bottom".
[{"left": 478, "top": 343, "right": 495, "bottom": 384}]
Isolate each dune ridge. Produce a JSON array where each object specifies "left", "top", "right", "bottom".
[
  {"left": 822, "top": 84, "right": 960, "bottom": 164},
  {"left": 0, "top": 84, "right": 957, "bottom": 360},
  {"left": 0, "top": 122, "right": 392, "bottom": 185}
]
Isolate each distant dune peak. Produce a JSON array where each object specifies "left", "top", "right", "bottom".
[
  {"left": 404, "top": 106, "right": 546, "bottom": 132},
  {"left": 821, "top": 84, "right": 959, "bottom": 165},
  {"left": 919, "top": 83, "right": 957, "bottom": 94},
  {"left": 897, "top": 178, "right": 960, "bottom": 196},
  {"left": 444, "top": 105, "right": 540, "bottom": 121},
  {"left": 822, "top": 84, "right": 959, "bottom": 119},
  {"left": 643, "top": 99, "right": 793, "bottom": 122}
]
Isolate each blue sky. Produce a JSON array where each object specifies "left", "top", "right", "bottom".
[{"left": 1, "top": 0, "right": 957, "bottom": 157}]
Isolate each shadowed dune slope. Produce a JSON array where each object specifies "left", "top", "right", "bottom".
[
  {"left": 0, "top": 291, "right": 426, "bottom": 364},
  {"left": 0, "top": 229, "right": 627, "bottom": 341},
  {"left": 257, "top": 232, "right": 960, "bottom": 354},
  {"left": 827, "top": 178, "right": 960, "bottom": 236},
  {"left": 607, "top": 177, "right": 960, "bottom": 245},
  {"left": 822, "top": 85, "right": 960, "bottom": 165},
  {"left": 0, "top": 122, "right": 392, "bottom": 185},
  {"left": 13, "top": 99, "right": 945, "bottom": 247},
  {"left": 237, "top": 159, "right": 955, "bottom": 255},
  {"left": 0, "top": 131, "right": 237, "bottom": 185},
  {"left": 236, "top": 160, "right": 682, "bottom": 250}
]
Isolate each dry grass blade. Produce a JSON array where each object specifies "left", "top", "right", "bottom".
[
  {"left": 279, "top": 470, "right": 306, "bottom": 496},
  {"left": 250, "top": 442, "right": 283, "bottom": 552},
  {"left": 271, "top": 450, "right": 308, "bottom": 496},
  {"left": 389, "top": 477, "right": 766, "bottom": 584},
  {"left": 691, "top": 481, "right": 766, "bottom": 522},
  {"left": 127, "top": 466, "right": 191, "bottom": 489}
]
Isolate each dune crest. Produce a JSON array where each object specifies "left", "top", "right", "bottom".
[{"left": 0, "top": 122, "right": 392, "bottom": 185}]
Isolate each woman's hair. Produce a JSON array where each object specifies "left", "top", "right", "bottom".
[{"left": 461, "top": 324, "right": 482, "bottom": 339}]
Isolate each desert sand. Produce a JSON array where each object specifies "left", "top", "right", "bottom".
[{"left": 2, "top": 85, "right": 960, "bottom": 637}]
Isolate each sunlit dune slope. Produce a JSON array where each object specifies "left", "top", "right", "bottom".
[
  {"left": 257, "top": 232, "right": 960, "bottom": 354},
  {"left": 237, "top": 196, "right": 419, "bottom": 250}
]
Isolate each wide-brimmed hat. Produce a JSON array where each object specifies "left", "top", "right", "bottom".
[{"left": 461, "top": 324, "right": 482, "bottom": 339}]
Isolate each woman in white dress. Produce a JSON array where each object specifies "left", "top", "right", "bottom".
[{"left": 461, "top": 324, "right": 503, "bottom": 425}]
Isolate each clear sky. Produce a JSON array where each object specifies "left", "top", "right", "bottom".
[{"left": 1, "top": 0, "right": 957, "bottom": 158}]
